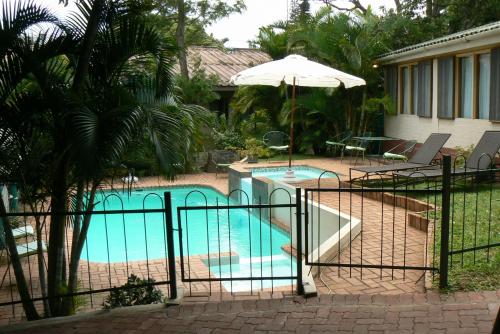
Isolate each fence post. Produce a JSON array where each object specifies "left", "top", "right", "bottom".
[
  {"left": 439, "top": 155, "right": 451, "bottom": 289},
  {"left": 295, "top": 188, "right": 304, "bottom": 295},
  {"left": 164, "top": 192, "right": 178, "bottom": 299}
]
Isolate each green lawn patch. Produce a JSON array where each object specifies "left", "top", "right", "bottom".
[{"left": 355, "top": 177, "right": 500, "bottom": 291}]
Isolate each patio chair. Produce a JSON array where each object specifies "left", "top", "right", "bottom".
[
  {"left": 342, "top": 132, "right": 372, "bottom": 165},
  {"left": 212, "top": 150, "right": 238, "bottom": 178},
  {"left": 325, "top": 130, "right": 352, "bottom": 156},
  {"left": 0, "top": 226, "right": 45, "bottom": 258},
  {"left": 263, "top": 131, "right": 289, "bottom": 159},
  {"left": 16, "top": 241, "right": 47, "bottom": 257},
  {"left": 383, "top": 140, "right": 417, "bottom": 163},
  {"left": 12, "top": 225, "right": 34, "bottom": 239},
  {"left": 349, "top": 133, "right": 451, "bottom": 179},
  {"left": 396, "top": 131, "right": 500, "bottom": 179}
]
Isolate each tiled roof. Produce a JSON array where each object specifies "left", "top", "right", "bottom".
[
  {"left": 377, "top": 20, "right": 500, "bottom": 61},
  {"left": 176, "top": 46, "right": 272, "bottom": 87}
]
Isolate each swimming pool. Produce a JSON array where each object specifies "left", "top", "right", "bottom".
[
  {"left": 251, "top": 166, "right": 336, "bottom": 181},
  {"left": 82, "top": 186, "right": 295, "bottom": 290}
]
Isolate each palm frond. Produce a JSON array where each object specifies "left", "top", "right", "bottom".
[{"left": 0, "top": 0, "right": 58, "bottom": 44}]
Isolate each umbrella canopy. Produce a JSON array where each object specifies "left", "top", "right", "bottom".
[
  {"left": 230, "top": 54, "right": 366, "bottom": 88},
  {"left": 230, "top": 54, "right": 366, "bottom": 173}
]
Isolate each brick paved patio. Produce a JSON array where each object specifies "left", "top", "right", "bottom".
[{"left": 3, "top": 290, "right": 498, "bottom": 333}]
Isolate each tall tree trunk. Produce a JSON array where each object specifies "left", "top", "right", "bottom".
[
  {"left": 176, "top": 0, "right": 189, "bottom": 79},
  {"left": 30, "top": 210, "right": 51, "bottom": 317},
  {"left": 0, "top": 198, "right": 40, "bottom": 320},
  {"left": 72, "top": 0, "right": 105, "bottom": 92},
  {"left": 62, "top": 182, "right": 97, "bottom": 315},
  {"left": 47, "top": 162, "right": 69, "bottom": 317},
  {"left": 394, "top": 0, "right": 402, "bottom": 14},
  {"left": 426, "top": 0, "right": 433, "bottom": 17}
]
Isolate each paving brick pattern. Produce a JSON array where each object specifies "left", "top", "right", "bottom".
[
  {"left": 3, "top": 290, "right": 498, "bottom": 334},
  {"left": 298, "top": 187, "right": 433, "bottom": 295}
]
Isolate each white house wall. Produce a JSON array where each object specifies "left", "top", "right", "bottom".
[
  {"left": 384, "top": 59, "right": 500, "bottom": 148},
  {"left": 384, "top": 115, "right": 500, "bottom": 148}
]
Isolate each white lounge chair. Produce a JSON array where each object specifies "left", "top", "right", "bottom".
[
  {"left": 12, "top": 225, "right": 34, "bottom": 239},
  {"left": 16, "top": 241, "right": 47, "bottom": 257}
]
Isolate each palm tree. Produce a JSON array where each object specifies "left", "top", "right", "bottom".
[
  {"left": 0, "top": 0, "right": 205, "bottom": 318},
  {"left": 287, "top": 8, "right": 386, "bottom": 137}
]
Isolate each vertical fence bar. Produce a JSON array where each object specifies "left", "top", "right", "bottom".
[
  {"left": 164, "top": 192, "right": 177, "bottom": 299},
  {"left": 295, "top": 188, "right": 304, "bottom": 295},
  {"left": 439, "top": 155, "right": 451, "bottom": 289}
]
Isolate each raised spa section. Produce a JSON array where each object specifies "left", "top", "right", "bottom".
[{"left": 228, "top": 164, "right": 360, "bottom": 283}]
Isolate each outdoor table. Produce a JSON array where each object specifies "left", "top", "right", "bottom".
[{"left": 352, "top": 136, "right": 398, "bottom": 162}]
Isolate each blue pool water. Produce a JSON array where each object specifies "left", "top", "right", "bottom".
[
  {"left": 251, "top": 166, "right": 335, "bottom": 181},
  {"left": 82, "top": 186, "right": 294, "bottom": 287}
]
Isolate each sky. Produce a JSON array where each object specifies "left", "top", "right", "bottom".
[
  {"left": 206, "top": 0, "right": 396, "bottom": 48},
  {"left": 41, "top": 0, "right": 396, "bottom": 48}
]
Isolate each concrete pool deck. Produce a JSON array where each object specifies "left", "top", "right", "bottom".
[{"left": 0, "top": 157, "right": 442, "bottom": 324}]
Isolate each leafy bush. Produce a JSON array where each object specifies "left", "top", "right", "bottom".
[
  {"left": 175, "top": 59, "right": 220, "bottom": 107},
  {"left": 103, "top": 274, "right": 164, "bottom": 309},
  {"left": 241, "top": 138, "right": 271, "bottom": 158},
  {"left": 239, "top": 109, "right": 273, "bottom": 139},
  {"left": 213, "top": 129, "right": 245, "bottom": 150}
]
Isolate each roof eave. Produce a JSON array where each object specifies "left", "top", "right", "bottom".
[{"left": 376, "top": 25, "right": 500, "bottom": 65}]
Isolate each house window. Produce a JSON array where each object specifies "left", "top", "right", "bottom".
[
  {"left": 478, "top": 53, "right": 490, "bottom": 120},
  {"left": 385, "top": 65, "right": 398, "bottom": 111},
  {"left": 400, "top": 66, "right": 410, "bottom": 114},
  {"left": 455, "top": 51, "right": 492, "bottom": 120},
  {"left": 412, "top": 66, "right": 418, "bottom": 114},
  {"left": 492, "top": 47, "right": 500, "bottom": 121},
  {"left": 438, "top": 57, "right": 454, "bottom": 119},
  {"left": 458, "top": 56, "right": 473, "bottom": 118},
  {"left": 417, "top": 60, "right": 432, "bottom": 118},
  {"left": 396, "top": 62, "right": 431, "bottom": 116},
  {"left": 399, "top": 64, "right": 419, "bottom": 115}
]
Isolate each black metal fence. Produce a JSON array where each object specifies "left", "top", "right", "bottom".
[
  {"left": 0, "top": 154, "right": 498, "bottom": 322},
  {"left": 0, "top": 186, "right": 302, "bottom": 321},
  {"left": 441, "top": 154, "right": 499, "bottom": 284},
  {"left": 303, "top": 170, "right": 441, "bottom": 293},
  {"left": 0, "top": 191, "right": 177, "bottom": 320},
  {"left": 301, "top": 155, "right": 498, "bottom": 291},
  {"left": 175, "top": 188, "right": 302, "bottom": 296}
]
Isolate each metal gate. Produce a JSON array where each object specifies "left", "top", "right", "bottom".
[{"left": 174, "top": 188, "right": 303, "bottom": 296}]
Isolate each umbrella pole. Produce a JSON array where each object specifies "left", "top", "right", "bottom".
[{"left": 289, "top": 77, "right": 296, "bottom": 169}]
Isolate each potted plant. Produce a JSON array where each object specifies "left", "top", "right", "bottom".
[{"left": 242, "top": 138, "right": 270, "bottom": 163}]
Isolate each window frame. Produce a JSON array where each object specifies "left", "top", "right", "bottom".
[
  {"left": 398, "top": 63, "right": 418, "bottom": 115},
  {"left": 437, "top": 56, "right": 456, "bottom": 120},
  {"left": 455, "top": 49, "right": 491, "bottom": 120},
  {"left": 417, "top": 60, "right": 433, "bottom": 118}
]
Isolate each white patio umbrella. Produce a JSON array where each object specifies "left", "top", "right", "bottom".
[{"left": 230, "top": 54, "right": 366, "bottom": 178}]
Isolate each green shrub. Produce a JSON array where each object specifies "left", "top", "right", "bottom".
[
  {"left": 175, "top": 60, "right": 220, "bottom": 108},
  {"left": 103, "top": 274, "right": 163, "bottom": 309},
  {"left": 239, "top": 109, "right": 273, "bottom": 139},
  {"left": 241, "top": 138, "right": 271, "bottom": 158},
  {"left": 213, "top": 129, "right": 245, "bottom": 150}
]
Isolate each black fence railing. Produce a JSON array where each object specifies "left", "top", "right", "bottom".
[
  {"left": 445, "top": 155, "right": 499, "bottom": 272},
  {"left": 0, "top": 186, "right": 302, "bottom": 321},
  {"left": 175, "top": 188, "right": 301, "bottom": 296},
  {"left": 0, "top": 154, "right": 498, "bottom": 322},
  {"left": 303, "top": 170, "right": 442, "bottom": 292},
  {"left": 0, "top": 192, "right": 176, "bottom": 319}
]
